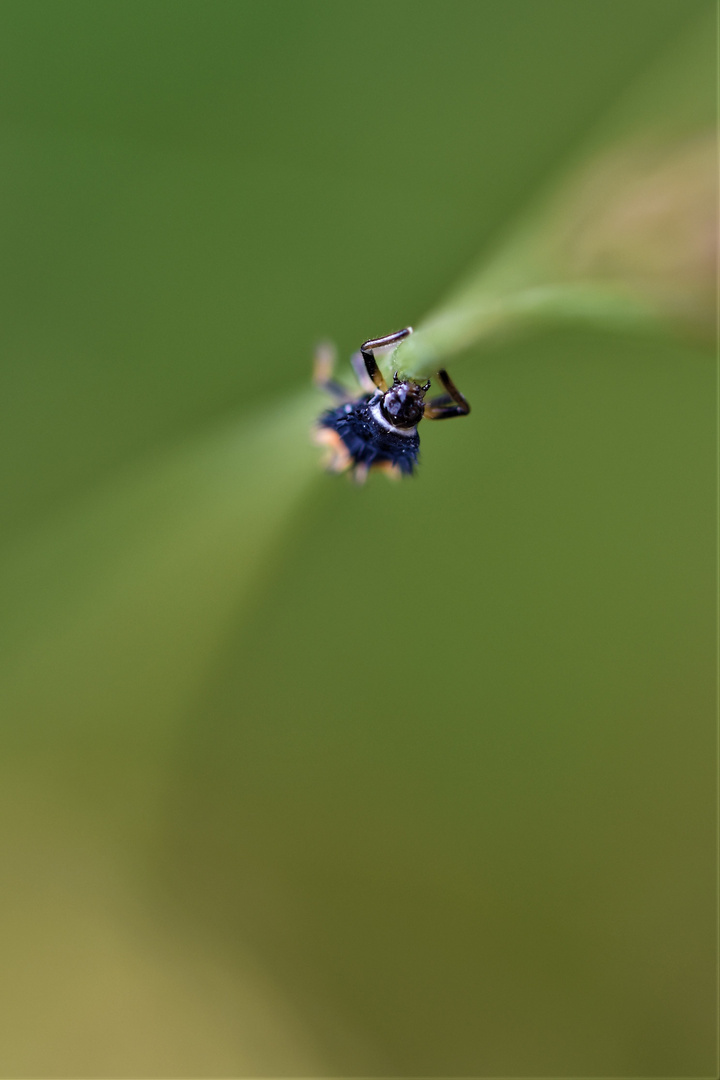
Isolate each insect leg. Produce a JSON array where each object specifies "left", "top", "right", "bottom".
[
  {"left": 351, "top": 351, "right": 377, "bottom": 394},
  {"left": 313, "top": 341, "right": 353, "bottom": 402},
  {"left": 360, "top": 327, "right": 413, "bottom": 393},
  {"left": 423, "top": 369, "right": 471, "bottom": 419}
]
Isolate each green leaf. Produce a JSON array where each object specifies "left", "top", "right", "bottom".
[
  {"left": 0, "top": 4, "right": 714, "bottom": 1075},
  {"left": 392, "top": 12, "right": 715, "bottom": 376},
  {"left": 1, "top": 392, "right": 318, "bottom": 751}
]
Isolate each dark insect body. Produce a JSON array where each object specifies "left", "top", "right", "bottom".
[
  {"left": 319, "top": 395, "right": 421, "bottom": 476},
  {"left": 313, "top": 327, "right": 470, "bottom": 482}
]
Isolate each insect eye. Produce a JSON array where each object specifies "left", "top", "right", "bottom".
[{"left": 383, "top": 387, "right": 406, "bottom": 416}]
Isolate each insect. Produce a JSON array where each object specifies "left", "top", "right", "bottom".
[{"left": 313, "top": 327, "right": 470, "bottom": 481}]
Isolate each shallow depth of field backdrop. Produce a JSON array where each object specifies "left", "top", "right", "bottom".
[{"left": 0, "top": 2, "right": 716, "bottom": 1076}]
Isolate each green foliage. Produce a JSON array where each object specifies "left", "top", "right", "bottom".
[{"left": 0, "top": 2, "right": 715, "bottom": 1075}]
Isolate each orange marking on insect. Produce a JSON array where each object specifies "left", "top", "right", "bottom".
[{"left": 312, "top": 426, "right": 352, "bottom": 473}]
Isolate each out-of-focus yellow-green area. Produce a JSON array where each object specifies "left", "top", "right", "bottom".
[{"left": 0, "top": 2, "right": 716, "bottom": 1075}]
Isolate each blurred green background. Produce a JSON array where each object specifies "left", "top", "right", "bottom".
[{"left": 0, "top": 1, "right": 716, "bottom": 1076}]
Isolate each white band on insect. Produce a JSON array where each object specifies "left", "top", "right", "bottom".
[{"left": 370, "top": 401, "right": 417, "bottom": 437}]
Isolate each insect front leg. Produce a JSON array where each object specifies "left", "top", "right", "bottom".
[
  {"left": 360, "top": 327, "right": 413, "bottom": 393},
  {"left": 350, "top": 351, "right": 378, "bottom": 394},
  {"left": 423, "top": 369, "right": 471, "bottom": 419}
]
